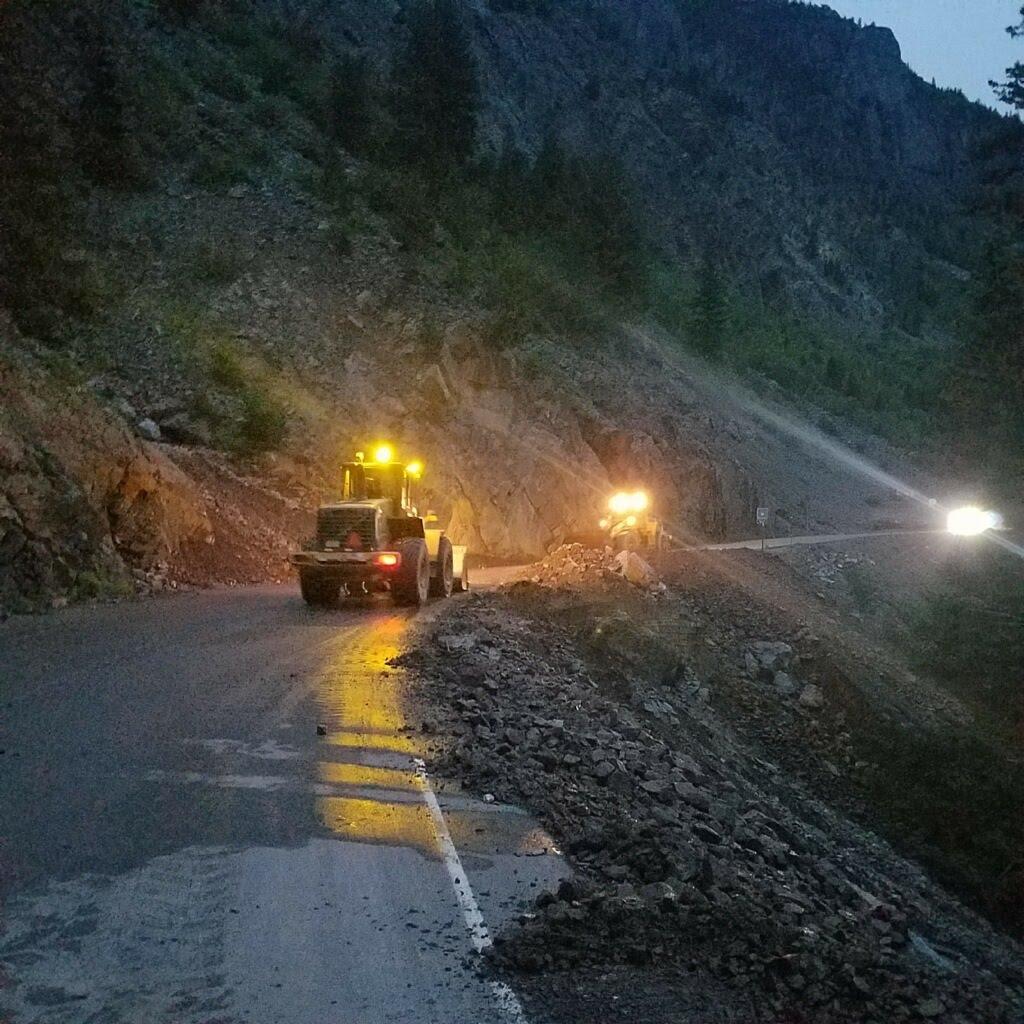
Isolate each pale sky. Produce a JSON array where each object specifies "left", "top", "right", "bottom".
[{"left": 818, "top": 0, "right": 1021, "bottom": 111}]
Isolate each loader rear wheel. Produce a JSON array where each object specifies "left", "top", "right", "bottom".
[
  {"left": 429, "top": 537, "right": 454, "bottom": 598},
  {"left": 392, "top": 538, "right": 430, "bottom": 606},
  {"left": 300, "top": 572, "right": 339, "bottom": 607}
]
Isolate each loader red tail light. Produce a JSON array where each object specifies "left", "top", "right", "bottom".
[{"left": 374, "top": 553, "right": 400, "bottom": 568}]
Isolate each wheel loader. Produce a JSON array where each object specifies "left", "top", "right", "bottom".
[
  {"left": 598, "top": 490, "right": 667, "bottom": 552},
  {"left": 290, "top": 445, "right": 468, "bottom": 607}
]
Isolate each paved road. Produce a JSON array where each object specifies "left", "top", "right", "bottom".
[
  {"left": 695, "top": 528, "right": 941, "bottom": 552},
  {"left": 0, "top": 586, "right": 565, "bottom": 1024}
]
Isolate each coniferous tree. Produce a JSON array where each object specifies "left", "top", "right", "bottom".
[
  {"left": 0, "top": 8, "right": 86, "bottom": 335},
  {"left": 990, "top": 6, "right": 1024, "bottom": 109},
  {"left": 689, "top": 258, "right": 728, "bottom": 357},
  {"left": 390, "top": 0, "right": 478, "bottom": 167}
]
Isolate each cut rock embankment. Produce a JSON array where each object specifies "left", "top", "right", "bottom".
[{"left": 0, "top": 325, "right": 314, "bottom": 615}]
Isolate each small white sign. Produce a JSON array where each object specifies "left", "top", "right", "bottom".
[{"left": 756, "top": 507, "right": 770, "bottom": 527}]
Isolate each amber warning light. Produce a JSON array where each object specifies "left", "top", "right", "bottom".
[{"left": 374, "top": 553, "right": 400, "bottom": 569}]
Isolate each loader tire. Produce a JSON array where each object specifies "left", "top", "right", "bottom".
[
  {"left": 429, "top": 537, "right": 454, "bottom": 598},
  {"left": 392, "top": 538, "right": 430, "bottom": 607}
]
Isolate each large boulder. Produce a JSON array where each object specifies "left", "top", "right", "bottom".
[{"left": 615, "top": 550, "right": 659, "bottom": 588}]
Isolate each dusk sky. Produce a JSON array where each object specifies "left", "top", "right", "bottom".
[{"left": 820, "top": 0, "right": 1021, "bottom": 110}]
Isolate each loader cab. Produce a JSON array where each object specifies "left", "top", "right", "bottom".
[{"left": 341, "top": 456, "right": 417, "bottom": 518}]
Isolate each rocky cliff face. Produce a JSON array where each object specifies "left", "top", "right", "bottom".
[
  {"left": 0, "top": 317, "right": 315, "bottom": 614},
  {"left": 0, "top": 319, "right": 209, "bottom": 611}
]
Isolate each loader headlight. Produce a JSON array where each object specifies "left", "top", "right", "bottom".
[
  {"left": 609, "top": 491, "right": 650, "bottom": 514},
  {"left": 598, "top": 518, "right": 609, "bottom": 530},
  {"left": 626, "top": 515, "right": 637, "bottom": 527},
  {"left": 406, "top": 460, "right": 424, "bottom": 478},
  {"left": 373, "top": 444, "right": 395, "bottom": 464},
  {"left": 609, "top": 492, "right": 633, "bottom": 515}
]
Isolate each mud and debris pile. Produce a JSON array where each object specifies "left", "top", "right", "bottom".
[
  {"left": 526, "top": 544, "right": 664, "bottom": 594},
  {"left": 400, "top": 593, "right": 1024, "bottom": 1024}
]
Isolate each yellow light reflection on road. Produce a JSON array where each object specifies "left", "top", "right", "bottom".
[
  {"left": 319, "top": 761, "right": 421, "bottom": 793},
  {"left": 319, "top": 796, "right": 438, "bottom": 856},
  {"left": 315, "top": 613, "right": 433, "bottom": 853},
  {"left": 313, "top": 614, "right": 563, "bottom": 865},
  {"left": 316, "top": 615, "right": 416, "bottom": 754}
]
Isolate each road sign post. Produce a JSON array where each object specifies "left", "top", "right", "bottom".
[{"left": 756, "top": 507, "right": 769, "bottom": 552}]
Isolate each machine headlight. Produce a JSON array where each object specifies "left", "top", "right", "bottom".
[{"left": 609, "top": 492, "right": 632, "bottom": 515}]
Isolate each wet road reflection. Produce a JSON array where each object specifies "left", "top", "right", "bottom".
[
  {"left": 314, "top": 610, "right": 427, "bottom": 857},
  {"left": 0, "top": 588, "right": 568, "bottom": 1024}
]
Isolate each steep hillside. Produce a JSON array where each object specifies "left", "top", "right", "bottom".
[
  {"left": 0, "top": 0, "right": 1006, "bottom": 612},
  {"left": 472, "top": 0, "right": 993, "bottom": 325}
]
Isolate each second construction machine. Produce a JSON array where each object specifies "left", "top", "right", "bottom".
[{"left": 598, "top": 490, "right": 667, "bottom": 552}]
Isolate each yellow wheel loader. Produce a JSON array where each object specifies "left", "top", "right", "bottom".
[
  {"left": 290, "top": 445, "right": 468, "bottom": 607},
  {"left": 598, "top": 490, "right": 667, "bottom": 552}
]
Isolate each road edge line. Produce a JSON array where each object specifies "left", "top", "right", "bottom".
[{"left": 413, "top": 757, "right": 530, "bottom": 1024}]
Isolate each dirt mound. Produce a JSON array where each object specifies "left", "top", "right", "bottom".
[
  {"left": 399, "top": 593, "right": 1024, "bottom": 1024},
  {"left": 522, "top": 543, "right": 663, "bottom": 594}
]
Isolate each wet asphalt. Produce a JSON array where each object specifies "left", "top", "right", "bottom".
[{"left": 0, "top": 585, "right": 564, "bottom": 1024}]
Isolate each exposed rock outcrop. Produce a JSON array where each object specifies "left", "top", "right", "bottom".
[{"left": 0, "top": 321, "right": 213, "bottom": 612}]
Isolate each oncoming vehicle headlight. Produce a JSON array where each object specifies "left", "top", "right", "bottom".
[{"left": 947, "top": 506, "right": 1001, "bottom": 537}]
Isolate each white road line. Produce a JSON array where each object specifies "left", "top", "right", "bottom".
[
  {"left": 413, "top": 758, "right": 530, "bottom": 1024},
  {"left": 697, "top": 528, "right": 940, "bottom": 552}
]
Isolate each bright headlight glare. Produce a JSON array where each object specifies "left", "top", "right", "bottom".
[
  {"left": 609, "top": 492, "right": 633, "bottom": 515},
  {"left": 947, "top": 506, "right": 1001, "bottom": 536},
  {"left": 373, "top": 444, "right": 395, "bottom": 464},
  {"left": 609, "top": 490, "right": 650, "bottom": 514}
]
